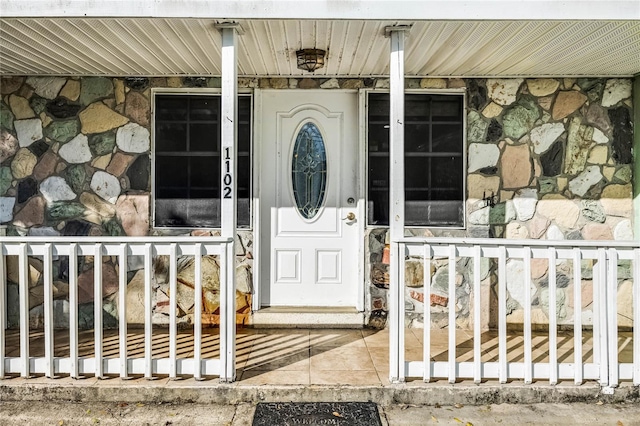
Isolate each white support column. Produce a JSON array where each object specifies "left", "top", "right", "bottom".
[
  {"left": 218, "top": 23, "right": 241, "bottom": 383},
  {"left": 386, "top": 25, "right": 410, "bottom": 384}
]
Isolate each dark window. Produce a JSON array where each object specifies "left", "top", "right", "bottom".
[
  {"left": 367, "top": 93, "right": 464, "bottom": 227},
  {"left": 154, "top": 94, "right": 251, "bottom": 228}
]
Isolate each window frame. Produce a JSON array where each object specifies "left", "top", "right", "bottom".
[
  {"left": 151, "top": 88, "right": 254, "bottom": 230},
  {"left": 364, "top": 88, "right": 467, "bottom": 229}
]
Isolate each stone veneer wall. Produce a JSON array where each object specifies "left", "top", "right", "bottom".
[
  {"left": 0, "top": 75, "right": 635, "bottom": 331},
  {"left": 368, "top": 77, "right": 635, "bottom": 331},
  {"left": 0, "top": 76, "right": 254, "bottom": 329}
]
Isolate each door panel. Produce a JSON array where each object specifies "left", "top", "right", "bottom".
[{"left": 260, "top": 90, "right": 359, "bottom": 306}]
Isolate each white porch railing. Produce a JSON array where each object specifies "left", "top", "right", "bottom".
[
  {"left": 392, "top": 238, "right": 640, "bottom": 389},
  {"left": 0, "top": 236, "right": 235, "bottom": 381}
]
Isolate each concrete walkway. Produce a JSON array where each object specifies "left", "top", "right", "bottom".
[{"left": 1, "top": 400, "right": 639, "bottom": 425}]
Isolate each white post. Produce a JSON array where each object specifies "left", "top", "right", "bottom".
[
  {"left": 386, "top": 25, "right": 410, "bottom": 384},
  {"left": 0, "top": 242, "right": 5, "bottom": 379},
  {"left": 218, "top": 23, "right": 241, "bottom": 382}
]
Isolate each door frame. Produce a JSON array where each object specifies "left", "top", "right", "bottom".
[{"left": 252, "top": 88, "right": 366, "bottom": 311}]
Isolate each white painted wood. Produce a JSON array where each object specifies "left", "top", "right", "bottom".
[
  {"left": 69, "top": 243, "right": 79, "bottom": 378},
  {"left": 219, "top": 24, "right": 239, "bottom": 383},
  {"left": 398, "top": 237, "right": 640, "bottom": 249},
  {"left": 498, "top": 245, "right": 507, "bottom": 383},
  {"left": 473, "top": 245, "right": 481, "bottom": 384},
  {"left": 43, "top": 244, "right": 54, "bottom": 378},
  {"left": 252, "top": 89, "right": 263, "bottom": 312},
  {"left": 388, "top": 28, "right": 405, "bottom": 240},
  {"left": 19, "top": 243, "right": 29, "bottom": 378},
  {"left": 388, "top": 27, "right": 406, "bottom": 384},
  {"left": 221, "top": 242, "right": 236, "bottom": 381},
  {"left": 448, "top": 245, "right": 456, "bottom": 384},
  {"left": 389, "top": 242, "right": 402, "bottom": 383},
  {"left": 596, "top": 248, "right": 608, "bottom": 386},
  {"left": 396, "top": 242, "right": 406, "bottom": 383},
  {"left": 423, "top": 244, "right": 432, "bottom": 383},
  {"left": 0, "top": 242, "right": 5, "bottom": 379},
  {"left": 220, "top": 26, "right": 238, "bottom": 239},
  {"left": 634, "top": 248, "right": 640, "bottom": 386},
  {"left": 144, "top": 243, "right": 153, "bottom": 379},
  {"left": 548, "top": 247, "right": 558, "bottom": 385},
  {"left": 607, "top": 248, "right": 618, "bottom": 387},
  {"left": 169, "top": 243, "right": 177, "bottom": 379},
  {"left": 357, "top": 89, "right": 367, "bottom": 313},
  {"left": 3, "top": 236, "right": 637, "bottom": 384},
  {"left": 4, "top": 1, "right": 636, "bottom": 20},
  {"left": 194, "top": 243, "right": 203, "bottom": 381},
  {"left": 573, "top": 247, "right": 583, "bottom": 385},
  {"left": 523, "top": 246, "right": 532, "bottom": 384},
  {"left": 93, "top": 243, "right": 103, "bottom": 379},
  {"left": 119, "top": 244, "right": 129, "bottom": 379},
  {"left": 259, "top": 90, "right": 359, "bottom": 307}
]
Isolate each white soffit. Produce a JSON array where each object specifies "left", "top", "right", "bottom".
[{"left": 0, "top": 18, "right": 639, "bottom": 77}]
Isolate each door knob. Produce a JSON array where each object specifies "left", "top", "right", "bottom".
[{"left": 343, "top": 212, "right": 356, "bottom": 221}]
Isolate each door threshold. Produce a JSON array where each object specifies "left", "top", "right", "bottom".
[{"left": 250, "top": 307, "right": 364, "bottom": 329}]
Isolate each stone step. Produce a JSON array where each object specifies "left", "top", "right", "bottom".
[{"left": 250, "top": 306, "right": 364, "bottom": 328}]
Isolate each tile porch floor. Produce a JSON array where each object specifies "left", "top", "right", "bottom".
[{"left": 2, "top": 327, "right": 634, "bottom": 385}]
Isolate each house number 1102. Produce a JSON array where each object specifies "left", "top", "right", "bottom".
[{"left": 223, "top": 147, "right": 232, "bottom": 199}]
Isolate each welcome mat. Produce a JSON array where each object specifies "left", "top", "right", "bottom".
[{"left": 252, "top": 402, "right": 382, "bottom": 426}]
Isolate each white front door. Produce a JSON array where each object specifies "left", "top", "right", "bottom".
[{"left": 259, "top": 90, "right": 359, "bottom": 307}]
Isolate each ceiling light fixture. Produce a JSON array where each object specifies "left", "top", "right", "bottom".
[{"left": 296, "top": 49, "right": 326, "bottom": 72}]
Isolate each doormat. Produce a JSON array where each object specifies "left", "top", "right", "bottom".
[{"left": 252, "top": 402, "right": 382, "bottom": 426}]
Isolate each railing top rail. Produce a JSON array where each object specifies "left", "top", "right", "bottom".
[
  {"left": 397, "top": 236, "right": 639, "bottom": 249},
  {"left": 0, "top": 236, "right": 234, "bottom": 244}
]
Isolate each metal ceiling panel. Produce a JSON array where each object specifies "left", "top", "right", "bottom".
[{"left": 1, "top": 18, "right": 638, "bottom": 77}]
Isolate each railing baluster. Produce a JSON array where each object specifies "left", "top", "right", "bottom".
[
  {"left": 19, "top": 243, "right": 29, "bottom": 378},
  {"left": 448, "top": 244, "right": 456, "bottom": 384},
  {"left": 0, "top": 242, "right": 5, "bottom": 379},
  {"left": 144, "top": 244, "right": 153, "bottom": 380},
  {"left": 573, "top": 247, "right": 583, "bottom": 385},
  {"left": 169, "top": 243, "right": 177, "bottom": 379},
  {"left": 93, "top": 243, "right": 103, "bottom": 379},
  {"left": 473, "top": 245, "right": 481, "bottom": 384},
  {"left": 119, "top": 244, "right": 129, "bottom": 379},
  {"left": 43, "top": 243, "right": 54, "bottom": 378},
  {"left": 2, "top": 236, "right": 633, "bottom": 385},
  {"left": 498, "top": 244, "right": 507, "bottom": 383},
  {"left": 523, "top": 246, "right": 532, "bottom": 384},
  {"left": 69, "top": 243, "right": 78, "bottom": 378},
  {"left": 423, "top": 244, "right": 431, "bottom": 382},
  {"left": 596, "top": 248, "right": 608, "bottom": 386},
  {"left": 607, "top": 248, "right": 618, "bottom": 387},
  {"left": 633, "top": 248, "right": 640, "bottom": 386},
  {"left": 194, "top": 243, "right": 203, "bottom": 380},
  {"left": 548, "top": 247, "right": 558, "bottom": 385}
]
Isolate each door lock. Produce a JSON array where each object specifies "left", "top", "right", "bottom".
[{"left": 342, "top": 212, "right": 356, "bottom": 221}]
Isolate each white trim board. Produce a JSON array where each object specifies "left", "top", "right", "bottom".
[{"left": 3, "top": 1, "right": 638, "bottom": 20}]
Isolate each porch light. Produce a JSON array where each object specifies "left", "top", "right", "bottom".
[{"left": 296, "top": 48, "right": 326, "bottom": 72}]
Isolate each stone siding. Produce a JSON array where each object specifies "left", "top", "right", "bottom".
[
  {"left": 0, "top": 75, "right": 635, "bottom": 331},
  {"left": 366, "top": 78, "right": 635, "bottom": 330},
  {"left": 0, "top": 76, "right": 253, "bottom": 329}
]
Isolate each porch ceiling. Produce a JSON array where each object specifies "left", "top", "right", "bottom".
[{"left": 1, "top": 18, "right": 639, "bottom": 77}]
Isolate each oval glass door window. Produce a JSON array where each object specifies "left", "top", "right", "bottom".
[{"left": 292, "top": 122, "right": 327, "bottom": 219}]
